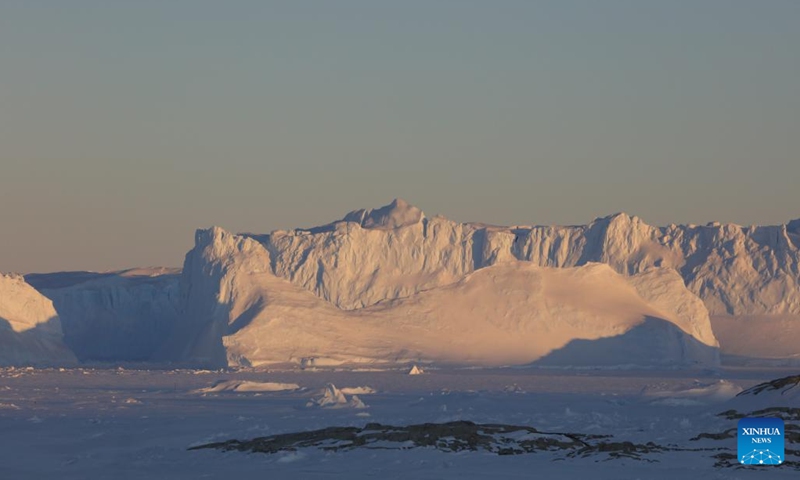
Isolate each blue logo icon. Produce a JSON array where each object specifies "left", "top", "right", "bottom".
[{"left": 738, "top": 417, "right": 784, "bottom": 465}]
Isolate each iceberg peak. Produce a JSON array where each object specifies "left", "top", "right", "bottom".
[{"left": 343, "top": 198, "right": 425, "bottom": 230}]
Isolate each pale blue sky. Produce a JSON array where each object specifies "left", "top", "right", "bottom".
[{"left": 1, "top": 1, "right": 798, "bottom": 272}]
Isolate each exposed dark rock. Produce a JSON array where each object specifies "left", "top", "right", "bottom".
[
  {"left": 190, "top": 420, "right": 660, "bottom": 460},
  {"left": 737, "top": 375, "right": 800, "bottom": 397}
]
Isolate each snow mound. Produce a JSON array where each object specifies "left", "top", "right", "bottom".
[
  {"left": 643, "top": 380, "right": 742, "bottom": 406},
  {"left": 503, "top": 384, "right": 525, "bottom": 393},
  {"left": 307, "top": 384, "right": 368, "bottom": 409},
  {"left": 408, "top": 365, "right": 424, "bottom": 375},
  {"left": 195, "top": 380, "right": 301, "bottom": 394},
  {"left": 0, "top": 273, "right": 77, "bottom": 367},
  {"left": 339, "top": 386, "right": 376, "bottom": 395}
]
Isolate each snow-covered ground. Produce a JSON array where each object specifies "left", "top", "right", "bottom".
[{"left": 1, "top": 366, "right": 797, "bottom": 479}]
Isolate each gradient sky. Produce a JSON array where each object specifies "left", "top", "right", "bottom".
[{"left": 1, "top": 1, "right": 798, "bottom": 273}]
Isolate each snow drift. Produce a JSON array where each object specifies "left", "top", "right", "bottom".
[
  {"left": 193, "top": 379, "right": 301, "bottom": 394},
  {"left": 643, "top": 380, "right": 742, "bottom": 406}
]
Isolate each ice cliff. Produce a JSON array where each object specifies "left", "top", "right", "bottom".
[{"left": 0, "top": 273, "right": 77, "bottom": 366}]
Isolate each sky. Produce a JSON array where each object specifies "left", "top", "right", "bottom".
[{"left": 1, "top": 1, "right": 798, "bottom": 273}]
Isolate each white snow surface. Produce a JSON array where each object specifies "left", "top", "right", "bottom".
[
  {"left": 194, "top": 379, "right": 301, "bottom": 394},
  {"left": 0, "top": 274, "right": 77, "bottom": 366},
  {"left": 339, "top": 386, "right": 376, "bottom": 395},
  {"left": 1, "top": 366, "right": 798, "bottom": 479},
  {"left": 643, "top": 380, "right": 743, "bottom": 406}
]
